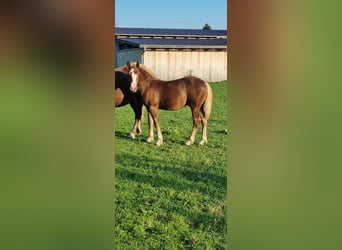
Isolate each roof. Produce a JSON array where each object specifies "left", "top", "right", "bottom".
[
  {"left": 115, "top": 27, "right": 227, "bottom": 39},
  {"left": 115, "top": 27, "right": 227, "bottom": 49},
  {"left": 116, "top": 38, "right": 227, "bottom": 49}
]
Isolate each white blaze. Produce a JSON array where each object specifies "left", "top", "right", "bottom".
[{"left": 129, "top": 69, "right": 138, "bottom": 92}]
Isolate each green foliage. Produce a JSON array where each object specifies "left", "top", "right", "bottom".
[
  {"left": 202, "top": 23, "right": 212, "bottom": 30},
  {"left": 115, "top": 82, "right": 227, "bottom": 249}
]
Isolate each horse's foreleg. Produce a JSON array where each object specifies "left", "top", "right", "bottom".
[
  {"left": 186, "top": 107, "right": 200, "bottom": 146},
  {"left": 129, "top": 102, "right": 140, "bottom": 139},
  {"left": 135, "top": 103, "right": 143, "bottom": 135},
  {"left": 130, "top": 120, "right": 140, "bottom": 139},
  {"left": 146, "top": 111, "right": 154, "bottom": 143},
  {"left": 149, "top": 107, "right": 163, "bottom": 146},
  {"left": 136, "top": 98, "right": 144, "bottom": 135}
]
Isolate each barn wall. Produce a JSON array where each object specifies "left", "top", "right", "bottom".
[
  {"left": 115, "top": 48, "right": 143, "bottom": 67},
  {"left": 143, "top": 50, "right": 227, "bottom": 82}
]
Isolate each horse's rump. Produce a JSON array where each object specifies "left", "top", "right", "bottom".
[{"left": 115, "top": 71, "right": 133, "bottom": 107}]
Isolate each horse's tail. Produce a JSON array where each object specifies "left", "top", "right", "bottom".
[{"left": 203, "top": 82, "right": 213, "bottom": 120}]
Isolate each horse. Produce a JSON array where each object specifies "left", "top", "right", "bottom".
[
  {"left": 114, "top": 63, "right": 159, "bottom": 139},
  {"left": 127, "top": 61, "right": 213, "bottom": 146}
]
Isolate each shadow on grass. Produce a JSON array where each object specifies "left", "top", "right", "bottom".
[
  {"left": 115, "top": 130, "right": 146, "bottom": 141},
  {"left": 114, "top": 130, "right": 131, "bottom": 139},
  {"left": 116, "top": 152, "right": 226, "bottom": 198},
  {"left": 115, "top": 150, "right": 227, "bottom": 234},
  {"left": 115, "top": 129, "right": 192, "bottom": 145}
]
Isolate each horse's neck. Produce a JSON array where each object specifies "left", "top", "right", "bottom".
[
  {"left": 139, "top": 72, "right": 155, "bottom": 93},
  {"left": 145, "top": 73, "right": 156, "bottom": 82}
]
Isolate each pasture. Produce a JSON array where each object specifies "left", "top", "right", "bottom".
[{"left": 114, "top": 82, "right": 228, "bottom": 249}]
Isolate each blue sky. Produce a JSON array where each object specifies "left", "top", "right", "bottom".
[{"left": 115, "top": 0, "right": 227, "bottom": 30}]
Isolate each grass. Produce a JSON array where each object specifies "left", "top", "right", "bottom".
[{"left": 114, "top": 82, "right": 228, "bottom": 249}]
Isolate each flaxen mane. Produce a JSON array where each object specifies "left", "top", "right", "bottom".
[{"left": 129, "top": 62, "right": 160, "bottom": 80}]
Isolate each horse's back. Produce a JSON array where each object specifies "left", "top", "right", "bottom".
[
  {"left": 115, "top": 65, "right": 129, "bottom": 74},
  {"left": 152, "top": 76, "right": 205, "bottom": 88},
  {"left": 150, "top": 76, "right": 207, "bottom": 97},
  {"left": 182, "top": 76, "right": 206, "bottom": 88}
]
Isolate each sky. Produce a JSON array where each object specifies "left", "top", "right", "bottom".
[{"left": 115, "top": 0, "right": 227, "bottom": 30}]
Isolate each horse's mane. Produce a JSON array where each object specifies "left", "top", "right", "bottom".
[
  {"left": 115, "top": 63, "right": 160, "bottom": 80},
  {"left": 140, "top": 65, "right": 160, "bottom": 80},
  {"left": 130, "top": 63, "right": 160, "bottom": 80}
]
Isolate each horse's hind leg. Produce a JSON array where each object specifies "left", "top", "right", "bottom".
[
  {"left": 199, "top": 114, "right": 208, "bottom": 145},
  {"left": 186, "top": 107, "right": 200, "bottom": 146}
]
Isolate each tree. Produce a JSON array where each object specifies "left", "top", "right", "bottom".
[{"left": 202, "top": 23, "right": 212, "bottom": 30}]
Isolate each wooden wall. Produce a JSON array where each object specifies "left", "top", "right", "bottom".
[{"left": 143, "top": 50, "right": 227, "bottom": 82}]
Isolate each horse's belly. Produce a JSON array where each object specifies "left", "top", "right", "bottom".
[{"left": 159, "top": 96, "right": 186, "bottom": 110}]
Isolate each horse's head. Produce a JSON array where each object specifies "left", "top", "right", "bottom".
[
  {"left": 128, "top": 61, "right": 141, "bottom": 93},
  {"left": 128, "top": 61, "right": 159, "bottom": 92}
]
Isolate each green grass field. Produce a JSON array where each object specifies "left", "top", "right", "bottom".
[{"left": 114, "top": 82, "right": 228, "bottom": 249}]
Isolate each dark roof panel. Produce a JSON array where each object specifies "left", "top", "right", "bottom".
[
  {"left": 115, "top": 27, "right": 226, "bottom": 37},
  {"left": 116, "top": 38, "right": 227, "bottom": 49}
]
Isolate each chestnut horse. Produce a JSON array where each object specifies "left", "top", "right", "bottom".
[
  {"left": 115, "top": 63, "right": 159, "bottom": 139},
  {"left": 128, "top": 62, "right": 213, "bottom": 146}
]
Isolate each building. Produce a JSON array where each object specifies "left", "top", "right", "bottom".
[{"left": 115, "top": 27, "right": 227, "bottom": 82}]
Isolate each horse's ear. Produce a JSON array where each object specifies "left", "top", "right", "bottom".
[
  {"left": 126, "top": 61, "right": 131, "bottom": 72},
  {"left": 136, "top": 61, "right": 140, "bottom": 68}
]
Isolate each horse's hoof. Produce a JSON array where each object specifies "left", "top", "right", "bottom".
[
  {"left": 185, "top": 140, "right": 194, "bottom": 146},
  {"left": 146, "top": 137, "right": 154, "bottom": 143},
  {"left": 156, "top": 140, "right": 163, "bottom": 146},
  {"left": 199, "top": 139, "right": 207, "bottom": 145},
  {"left": 129, "top": 133, "right": 136, "bottom": 140}
]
